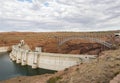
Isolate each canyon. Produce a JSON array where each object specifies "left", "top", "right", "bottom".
[{"left": 0, "top": 31, "right": 120, "bottom": 83}]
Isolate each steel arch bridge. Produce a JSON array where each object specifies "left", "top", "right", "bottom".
[{"left": 54, "top": 35, "right": 115, "bottom": 48}]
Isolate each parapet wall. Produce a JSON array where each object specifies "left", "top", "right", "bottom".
[{"left": 9, "top": 45, "right": 97, "bottom": 71}]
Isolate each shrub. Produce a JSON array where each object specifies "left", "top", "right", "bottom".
[{"left": 47, "top": 76, "right": 62, "bottom": 83}]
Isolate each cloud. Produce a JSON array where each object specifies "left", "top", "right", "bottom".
[{"left": 0, "top": 0, "right": 120, "bottom": 32}]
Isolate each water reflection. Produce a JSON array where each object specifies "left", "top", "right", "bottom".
[{"left": 0, "top": 53, "right": 56, "bottom": 81}]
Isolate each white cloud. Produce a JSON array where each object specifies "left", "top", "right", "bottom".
[{"left": 0, "top": 0, "right": 120, "bottom": 32}]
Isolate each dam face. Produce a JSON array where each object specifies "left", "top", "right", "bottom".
[
  {"left": 0, "top": 53, "right": 55, "bottom": 81},
  {"left": 0, "top": 41, "right": 97, "bottom": 80},
  {"left": 9, "top": 41, "right": 97, "bottom": 71}
]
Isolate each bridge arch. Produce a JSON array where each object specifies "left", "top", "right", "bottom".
[{"left": 58, "top": 36, "right": 113, "bottom": 48}]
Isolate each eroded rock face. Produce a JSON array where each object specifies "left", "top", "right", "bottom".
[{"left": 58, "top": 42, "right": 108, "bottom": 55}]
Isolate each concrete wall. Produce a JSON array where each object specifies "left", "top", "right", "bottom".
[
  {"left": 9, "top": 45, "right": 97, "bottom": 71},
  {"left": 0, "top": 47, "right": 9, "bottom": 53}
]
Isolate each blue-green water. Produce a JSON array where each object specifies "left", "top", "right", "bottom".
[{"left": 0, "top": 53, "right": 56, "bottom": 81}]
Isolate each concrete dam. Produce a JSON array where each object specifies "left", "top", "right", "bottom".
[{"left": 9, "top": 41, "right": 97, "bottom": 71}]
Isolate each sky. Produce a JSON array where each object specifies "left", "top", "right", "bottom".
[{"left": 0, "top": 0, "right": 120, "bottom": 32}]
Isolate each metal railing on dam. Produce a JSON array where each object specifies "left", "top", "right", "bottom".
[{"left": 9, "top": 44, "right": 97, "bottom": 71}]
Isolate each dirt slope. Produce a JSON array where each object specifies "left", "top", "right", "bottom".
[{"left": 47, "top": 48, "right": 120, "bottom": 83}]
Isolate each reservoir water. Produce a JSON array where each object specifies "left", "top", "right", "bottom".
[{"left": 0, "top": 52, "right": 56, "bottom": 81}]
